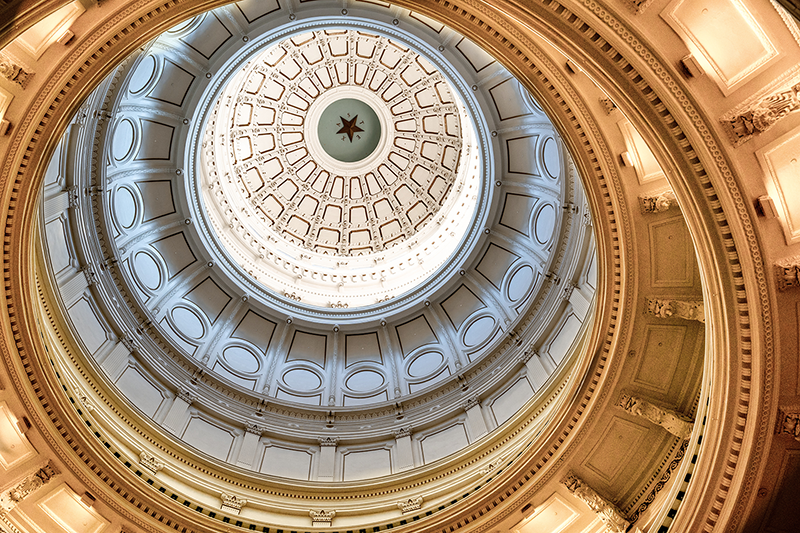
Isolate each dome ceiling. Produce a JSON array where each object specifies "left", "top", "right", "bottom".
[
  {"left": 198, "top": 29, "right": 480, "bottom": 308},
  {"left": 39, "top": 2, "right": 596, "bottom": 487}
]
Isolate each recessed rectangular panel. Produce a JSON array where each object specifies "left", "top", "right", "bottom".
[
  {"left": 617, "top": 118, "right": 665, "bottom": 184},
  {"left": 116, "top": 366, "right": 165, "bottom": 417},
  {"left": 136, "top": 180, "right": 175, "bottom": 222},
  {"left": 420, "top": 424, "right": 469, "bottom": 463},
  {"left": 38, "top": 484, "right": 108, "bottom": 533},
  {"left": 342, "top": 448, "right": 392, "bottom": 480},
  {"left": 489, "top": 78, "right": 532, "bottom": 121},
  {"left": 455, "top": 37, "right": 495, "bottom": 72},
  {"left": 260, "top": 445, "right": 312, "bottom": 480},
  {"left": 663, "top": 0, "right": 776, "bottom": 92},
  {"left": 757, "top": 129, "right": 800, "bottom": 243},
  {"left": 147, "top": 59, "right": 195, "bottom": 107},
  {"left": 409, "top": 11, "right": 444, "bottom": 32},
  {"left": 343, "top": 391, "right": 389, "bottom": 406},
  {"left": 231, "top": 310, "right": 276, "bottom": 350},
  {"left": 180, "top": 13, "right": 232, "bottom": 59},
  {"left": 491, "top": 377, "right": 534, "bottom": 426},
  {"left": 45, "top": 216, "right": 73, "bottom": 275},
  {"left": 184, "top": 277, "right": 231, "bottom": 324},
  {"left": 136, "top": 120, "right": 174, "bottom": 160},
  {"left": 0, "top": 402, "right": 36, "bottom": 469},
  {"left": 396, "top": 315, "right": 437, "bottom": 355},
  {"left": 441, "top": 285, "right": 486, "bottom": 330},
  {"left": 151, "top": 232, "right": 196, "bottom": 278},
  {"left": 506, "top": 136, "right": 540, "bottom": 176},
  {"left": 515, "top": 493, "right": 579, "bottom": 533},
  {"left": 583, "top": 416, "right": 650, "bottom": 484},
  {"left": 67, "top": 298, "right": 109, "bottom": 355},
  {"left": 476, "top": 243, "right": 520, "bottom": 290},
  {"left": 634, "top": 324, "right": 687, "bottom": 393},
  {"left": 546, "top": 313, "right": 582, "bottom": 364},
  {"left": 235, "top": 0, "right": 281, "bottom": 22},
  {"left": 764, "top": 450, "right": 800, "bottom": 531},
  {"left": 649, "top": 217, "right": 694, "bottom": 287},
  {"left": 182, "top": 417, "right": 234, "bottom": 460},
  {"left": 287, "top": 331, "right": 327, "bottom": 367},
  {"left": 499, "top": 193, "right": 537, "bottom": 236},
  {"left": 345, "top": 333, "right": 383, "bottom": 366}
]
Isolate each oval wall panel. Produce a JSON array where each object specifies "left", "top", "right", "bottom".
[
  {"left": 507, "top": 265, "right": 534, "bottom": 302},
  {"left": 128, "top": 55, "right": 156, "bottom": 94},
  {"left": 222, "top": 346, "right": 261, "bottom": 374},
  {"left": 283, "top": 368, "right": 322, "bottom": 392},
  {"left": 171, "top": 306, "right": 205, "bottom": 339},
  {"left": 114, "top": 187, "right": 138, "bottom": 229},
  {"left": 408, "top": 351, "right": 444, "bottom": 378},
  {"left": 463, "top": 316, "right": 496, "bottom": 347},
  {"left": 132, "top": 251, "right": 162, "bottom": 291},
  {"left": 542, "top": 136, "right": 560, "bottom": 178},
  {"left": 345, "top": 369, "right": 385, "bottom": 392},
  {"left": 534, "top": 203, "right": 556, "bottom": 245},
  {"left": 112, "top": 119, "right": 136, "bottom": 161}
]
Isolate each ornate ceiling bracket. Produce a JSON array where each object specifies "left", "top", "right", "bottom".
[
  {"left": 617, "top": 393, "right": 694, "bottom": 440},
  {"left": 724, "top": 80, "right": 800, "bottom": 145},
  {"left": 562, "top": 473, "right": 630, "bottom": 533},
  {"left": 645, "top": 297, "right": 705, "bottom": 323},
  {"left": 776, "top": 406, "right": 800, "bottom": 441},
  {"left": 638, "top": 190, "right": 677, "bottom": 214}
]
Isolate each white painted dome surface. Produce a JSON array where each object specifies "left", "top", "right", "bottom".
[{"left": 200, "top": 30, "right": 479, "bottom": 309}]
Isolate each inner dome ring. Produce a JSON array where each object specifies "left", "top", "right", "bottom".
[{"left": 188, "top": 22, "right": 491, "bottom": 318}]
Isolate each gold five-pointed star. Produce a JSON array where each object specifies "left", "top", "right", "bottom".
[{"left": 337, "top": 115, "right": 364, "bottom": 142}]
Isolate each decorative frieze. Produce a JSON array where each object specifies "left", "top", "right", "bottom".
[
  {"left": 245, "top": 422, "right": 264, "bottom": 435},
  {"left": 562, "top": 473, "right": 629, "bottom": 533},
  {"left": 776, "top": 407, "right": 800, "bottom": 441},
  {"left": 139, "top": 451, "right": 165, "bottom": 474},
  {"left": 725, "top": 81, "right": 800, "bottom": 144},
  {"left": 1, "top": 461, "right": 60, "bottom": 513},
  {"left": 639, "top": 190, "right": 677, "bottom": 214},
  {"left": 599, "top": 97, "right": 616, "bottom": 114},
  {"left": 176, "top": 386, "right": 196, "bottom": 404},
  {"left": 0, "top": 53, "right": 32, "bottom": 88},
  {"left": 318, "top": 436, "right": 338, "bottom": 447},
  {"left": 397, "top": 496, "right": 423, "bottom": 513},
  {"left": 220, "top": 493, "right": 246, "bottom": 514},
  {"left": 645, "top": 298, "right": 705, "bottom": 323},
  {"left": 462, "top": 395, "right": 480, "bottom": 411},
  {"left": 393, "top": 426, "right": 412, "bottom": 439},
  {"left": 618, "top": 393, "right": 694, "bottom": 439},
  {"left": 776, "top": 257, "right": 800, "bottom": 291},
  {"left": 309, "top": 509, "right": 335, "bottom": 525}
]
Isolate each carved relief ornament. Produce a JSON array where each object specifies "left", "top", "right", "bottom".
[
  {"left": 139, "top": 450, "right": 165, "bottom": 474},
  {"left": 397, "top": 496, "right": 423, "bottom": 513},
  {"left": 562, "top": 473, "right": 629, "bottom": 533},
  {"left": 617, "top": 393, "right": 694, "bottom": 439},
  {"left": 725, "top": 81, "right": 800, "bottom": 144},
  {"left": 220, "top": 493, "right": 246, "bottom": 514},
  {"left": 0, "top": 461, "right": 60, "bottom": 513},
  {"left": 645, "top": 297, "right": 705, "bottom": 323},
  {"left": 309, "top": 509, "right": 335, "bottom": 524}
]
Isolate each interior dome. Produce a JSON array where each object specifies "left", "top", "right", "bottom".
[
  {"left": 38, "top": 3, "right": 595, "bottom": 493},
  {"left": 197, "top": 29, "right": 482, "bottom": 309}
]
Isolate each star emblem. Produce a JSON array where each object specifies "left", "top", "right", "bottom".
[{"left": 337, "top": 115, "right": 364, "bottom": 142}]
